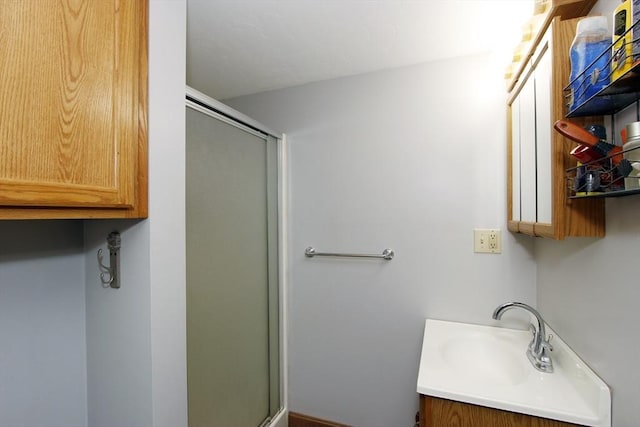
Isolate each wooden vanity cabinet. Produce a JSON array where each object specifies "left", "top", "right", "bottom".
[
  {"left": 507, "top": 17, "right": 604, "bottom": 239},
  {"left": 420, "top": 395, "right": 585, "bottom": 427},
  {"left": 0, "top": 1, "right": 148, "bottom": 219}
]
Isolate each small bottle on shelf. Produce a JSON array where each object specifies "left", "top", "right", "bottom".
[{"left": 611, "top": 0, "right": 640, "bottom": 82}]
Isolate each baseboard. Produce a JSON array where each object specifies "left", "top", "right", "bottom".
[{"left": 288, "top": 412, "right": 352, "bottom": 427}]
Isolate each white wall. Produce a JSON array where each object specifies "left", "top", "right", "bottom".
[
  {"left": 0, "top": 220, "right": 87, "bottom": 427},
  {"left": 84, "top": 1, "right": 188, "bottom": 427},
  {"left": 228, "top": 53, "right": 537, "bottom": 427}
]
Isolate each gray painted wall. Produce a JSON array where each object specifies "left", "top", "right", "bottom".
[
  {"left": 0, "top": 220, "right": 87, "bottom": 427},
  {"left": 84, "top": 2, "right": 188, "bottom": 427},
  {"left": 147, "top": 3, "right": 188, "bottom": 426},
  {"left": 84, "top": 220, "right": 153, "bottom": 427},
  {"left": 228, "top": 53, "right": 538, "bottom": 427},
  {"left": 0, "top": 2, "right": 188, "bottom": 427},
  {"left": 536, "top": 2, "right": 640, "bottom": 426},
  {"left": 537, "top": 194, "right": 640, "bottom": 427}
]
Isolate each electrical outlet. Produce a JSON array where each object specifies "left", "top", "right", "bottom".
[{"left": 474, "top": 228, "right": 502, "bottom": 254}]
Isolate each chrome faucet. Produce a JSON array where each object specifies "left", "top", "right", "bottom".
[{"left": 492, "top": 302, "right": 554, "bottom": 373}]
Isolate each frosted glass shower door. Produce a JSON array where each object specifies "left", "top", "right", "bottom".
[{"left": 186, "top": 106, "right": 280, "bottom": 427}]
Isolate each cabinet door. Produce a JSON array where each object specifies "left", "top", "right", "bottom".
[
  {"left": 511, "top": 97, "right": 522, "bottom": 222},
  {"left": 421, "top": 395, "right": 585, "bottom": 427},
  {"left": 506, "top": 17, "right": 605, "bottom": 239},
  {"left": 519, "top": 75, "right": 537, "bottom": 223},
  {"left": 0, "top": 1, "right": 145, "bottom": 209},
  {"left": 534, "top": 46, "right": 553, "bottom": 225}
]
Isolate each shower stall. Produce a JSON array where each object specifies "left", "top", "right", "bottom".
[{"left": 185, "top": 88, "right": 284, "bottom": 427}]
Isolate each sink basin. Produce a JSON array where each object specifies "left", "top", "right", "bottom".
[
  {"left": 417, "top": 319, "right": 611, "bottom": 426},
  {"left": 441, "top": 330, "right": 529, "bottom": 387}
]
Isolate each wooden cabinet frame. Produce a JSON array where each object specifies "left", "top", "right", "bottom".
[
  {"left": 507, "top": 17, "right": 604, "bottom": 239},
  {"left": 0, "top": 1, "right": 148, "bottom": 219},
  {"left": 420, "top": 395, "right": 585, "bottom": 427}
]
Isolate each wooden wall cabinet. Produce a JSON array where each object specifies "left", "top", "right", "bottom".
[
  {"left": 420, "top": 395, "right": 585, "bottom": 427},
  {"left": 0, "top": 1, "right": 148, "bottom": 219},
  {"left": 507, "top": 17, "right": 604, "bottom": 239}
]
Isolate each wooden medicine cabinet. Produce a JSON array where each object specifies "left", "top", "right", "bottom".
[{"left": 507, "top": 16, "right": 605, "bottom": 239}]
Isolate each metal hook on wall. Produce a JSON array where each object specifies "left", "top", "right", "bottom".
[{"left": 97, "top": 231, "right": 121, "bottom": 289}]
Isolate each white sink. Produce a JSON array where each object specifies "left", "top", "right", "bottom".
[
  {"left": 417, "top": 319, "right": 611, "bottom": 426},
  {"left": 441, "top": 329, "right": 529, "bottom": 387}
]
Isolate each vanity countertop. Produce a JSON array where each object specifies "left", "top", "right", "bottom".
[{"left": 416, "top": 319, "right": 611, "bottom": 427}]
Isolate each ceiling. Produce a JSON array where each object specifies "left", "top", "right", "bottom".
[{"left": 186, "top": 0, "right": 533, "bottom": 100}]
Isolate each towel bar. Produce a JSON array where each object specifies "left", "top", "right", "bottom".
[{"left": 304, "top": 246, "right": 394, "bottom": 261}]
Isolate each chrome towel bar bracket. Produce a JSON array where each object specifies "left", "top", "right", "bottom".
[{"left": 304, "top": 246, "right": 394, "bottom": 261}]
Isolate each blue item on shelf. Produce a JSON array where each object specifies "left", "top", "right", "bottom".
[{"left": 569, "top": 17, "right": 611, "bottom": 112}]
